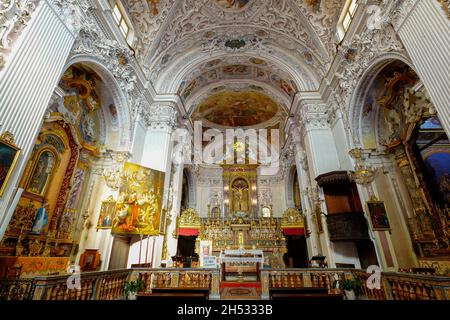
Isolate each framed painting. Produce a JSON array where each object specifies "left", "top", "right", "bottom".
[
  {"left": 112, "top": 162, "right": 165, "bottom": 236},
  {"left": 97, "top": 196, "right": 116, "bottom": 229},
  {"left": 367, "top": 200, "right": 391, "bottom": 231},
  {"left": 0, "top": 132, "right": 21, "bottom": 197}
]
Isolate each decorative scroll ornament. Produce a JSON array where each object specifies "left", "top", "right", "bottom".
[
  {"left": 177, "top": 208, "right": 201, "bottom": 229},
  {"left": 143, "top": 104, "right": 178, "bottom": 130},
  {"left": 101, "top": 152, "right": 129, "bottom": 190},
  {"left": 280, "top": 208, "right": 305, "bottom": 229},
  {"left": 0, "top": 0, "right": 37, "bottom": 71}
]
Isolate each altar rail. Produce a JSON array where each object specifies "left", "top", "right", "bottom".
[
  {"left": 1, "top": 268, "right": 449, "bottom": 300},
  {"left": 134, "top": 268, "right": 221, "bottom": 299},
  {"left": 261, "top": 269, "right": 450, "bottom": 300},
  {"left": 32, "top": 269, "right": 130, "bottom": 300},
  {"left": 354, "top": 270, "right": 450, "bottom": 300}
]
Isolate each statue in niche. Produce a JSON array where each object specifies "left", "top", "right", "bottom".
[
  {"left": 31, "top": 202, "right": 49, "bottom": 234},
  {"left": 27, "top": 151, "right": 56, "bottom": 196},
  {"left": 232, "top": 178, "right": 249, "bottom": 212}
]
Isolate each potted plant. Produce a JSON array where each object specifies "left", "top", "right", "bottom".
[
  {"left": 124, "top": 279, "right": 143, "bottom": 300},
  {"left": 333, "top": 277, "right": 362, "bottom": 300}
]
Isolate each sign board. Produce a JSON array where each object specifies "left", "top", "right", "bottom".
[{"left": 202, "top": 256, "right": 218, "bottom": 268}]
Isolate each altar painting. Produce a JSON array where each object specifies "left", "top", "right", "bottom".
[{"left": 112, "top": 162, "right": 165, "bottom": 235}]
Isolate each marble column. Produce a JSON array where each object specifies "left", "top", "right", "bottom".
[
  {"left": 395, "top": 0, "right": 450, "bottom": 136},
  {"left": 0, "top": 1, "right": 76, "bottom": 239}
]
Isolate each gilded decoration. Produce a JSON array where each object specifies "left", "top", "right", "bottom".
[
  {"left": 177, "top": 208, "right": 201, "bottom": 229},
  {"left": 0, "top": 131, "right": 21, "bottom": 196},
  {"left": 113, "top": 162, "right": 165, "bottom": 235},
  {"left": 280, "top": 208, "right": 305, "bottom": 229}
]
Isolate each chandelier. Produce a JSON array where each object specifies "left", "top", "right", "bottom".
[{"left": 348, "top": 148, "right": 376, "bottom": 186}]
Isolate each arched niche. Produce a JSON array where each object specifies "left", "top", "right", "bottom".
[
  {"left": 61, "top": 56, "right": 132, "bottom": 152},
  {"left": 350, "top": 56, "right": 450, "bottom": 258},
  {"left": 286, "top": 166, "right": 302, "bottom": 210}
]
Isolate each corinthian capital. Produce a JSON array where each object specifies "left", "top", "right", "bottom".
[{"left": 143, "top": 104, "right": 178, "bottom": 131}]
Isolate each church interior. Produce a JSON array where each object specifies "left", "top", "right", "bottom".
[{"left": 0, "top": 0, "right": 450, "bottom": 301}]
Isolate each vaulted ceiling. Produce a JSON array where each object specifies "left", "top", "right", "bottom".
[{"left": 124, "top": 0, "right": 346, "bottom": 119}]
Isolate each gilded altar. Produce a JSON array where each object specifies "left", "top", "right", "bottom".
[{"left": 198, "top": 216, "right": 286, "bottom": 268}]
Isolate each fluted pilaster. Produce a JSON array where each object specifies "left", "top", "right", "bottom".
[
  {"left": 397, "top": 0, "right": 450, "bottom": 136},
  {"left": 0, "top": 1, "right": 75, "bottom": 238}
]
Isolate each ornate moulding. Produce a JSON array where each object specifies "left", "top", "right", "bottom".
[{"left": 0, "top": 0, "right": 39, "bottom": 71}]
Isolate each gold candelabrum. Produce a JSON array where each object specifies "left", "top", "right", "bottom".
[{"left": 348, "top": 148, "right": 379, "bottom": 201}]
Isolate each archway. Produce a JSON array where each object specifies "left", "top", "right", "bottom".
[
  {"left": 353, "top": 58, "right": 450, "bottom": 262},
  {"left": 0, "top": 61, "right": 129, "bottom": 276}
]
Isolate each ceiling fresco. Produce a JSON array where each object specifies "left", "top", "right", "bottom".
[
  {"left": 121, "top": 0, "right": 345, "bottom": 90},
  {"left": 214, "top": 0, "right": 252, "bottom": 11},
  {"left": 176, "top": 56, "right": 299, "bottom": 103},
  {"left": 192, "top": 91, "right": 281, "bottom": 128}
]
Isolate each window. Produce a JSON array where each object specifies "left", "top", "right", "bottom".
[
  {"left": 337, "top": 0, "right": 359, "bottom": 41},
  {"left": 112, "top": 1, "right": 132, "bottom": 44}
]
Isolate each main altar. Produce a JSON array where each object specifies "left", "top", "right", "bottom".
[{"left": 175, "top": 165, "right": 307, "bottom": 271}]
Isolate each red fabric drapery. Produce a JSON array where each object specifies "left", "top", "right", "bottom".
[
  {"left": 282, "top": 228, "right": 305, "bottom": 236},
  {"left": 178, "top": 228, "right": 199, "bottom": 236}
]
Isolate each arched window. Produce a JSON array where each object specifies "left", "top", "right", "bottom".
[{"left": 337, "top": 0, "right": 359, "bottom": 41}]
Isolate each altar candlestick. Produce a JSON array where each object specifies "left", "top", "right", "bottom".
[
  {"left": 145, "top": 235, "right": 150, "bottom": 264},
  {"left": 150, "top": 236, "right": 156, "bottom": 268},
  {"left": 139, "top": 233, "right": 143, "bottom": 264}
]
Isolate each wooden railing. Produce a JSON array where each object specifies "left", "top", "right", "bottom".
[
  {"left": 262, "top": 268, "right": 450, "bottom": 300},
  {"left": 261, "top": 268, "right": 353, "bottom": 299},
  {"left": 134, "top": 268, "right": 221, "bottom": 299},
  {"left": 1, "top": 267, "right": 449, "bottom": 300},
  {"left": 32, "top": 269, "right": 130, "bottom": 300},
  {"left": 381, "top": 272, "right": 450, "bottom": 300}
]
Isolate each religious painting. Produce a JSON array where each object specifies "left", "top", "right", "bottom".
[
  {"left": 249, "top": 57, "right": 267, "bottom": 66},
  {"left": 97, "top": 196, "right": 116, "bottom": 229},
  {"left": 0, "top": 132, "right": 21, "bottom": 197},
  {"left": 205, "top": 59, "right": 222, "bottom": 68},
  {"left": 194, "top": 91, "right": 279, "bottom": 127},
  {"left": 222, "top": 64, "right": 249, "bottom": 75},
  {"left": 199, "top": 240, "right": 213, "bottom": 267},
  {"left": 112, "top": 162, "right": 165, "bottom": 235},
  {"left": 215, "top": 0, "right": 251, "bottom": 10},
  {"left": 26, "top": 150, "right": 57, "bottom": 197},
  {"left": 367, "top": 201, "right": 391, "bottom": 231}
]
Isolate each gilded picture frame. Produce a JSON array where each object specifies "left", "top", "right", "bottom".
[
  {"left": 159, "top": 208, "right": 167, "bottom": 235},
  {"left": 367, "top": 200, "right": 391, "bottom": 231},
  {"left": 97, "top": 196, "right": 116, "bottom": 229},
  {"left": 0, "top": 132, "right": 21, "bottom": 197},
  {"left": 25, "top": 147, "right": 59, "bottom": 197}
]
